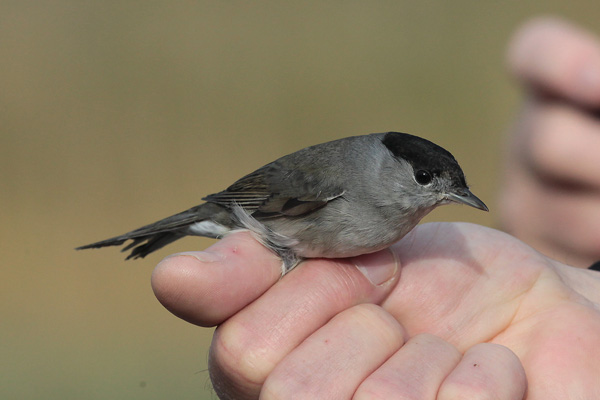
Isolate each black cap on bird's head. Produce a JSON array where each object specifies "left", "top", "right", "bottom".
[{"left": 381, "top": 132, "right": 488, "bottom": 211}]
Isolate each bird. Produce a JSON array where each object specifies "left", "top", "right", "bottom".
[{"left": 77, "top": 132, "right": 488, "bottom": 275}]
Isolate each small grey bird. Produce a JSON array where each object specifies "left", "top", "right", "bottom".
[{"left": 77, "top": 132, "right": 487, "bottom": 274}]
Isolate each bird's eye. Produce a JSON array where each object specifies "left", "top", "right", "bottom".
[{"left": 415, "top": 170, "right": 432, "bottom": 185}]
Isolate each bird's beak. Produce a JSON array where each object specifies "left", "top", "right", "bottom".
[{"left": 445, "top": 189, "right": 489, "bottom": 211}]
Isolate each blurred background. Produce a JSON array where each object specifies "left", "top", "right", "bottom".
[{"left": 2, "top": 1, "right": 599, "bottom": 399}]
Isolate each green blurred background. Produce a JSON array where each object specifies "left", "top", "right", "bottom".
[{"left": 2, "top": 2, "right": 599, "bottom": 399}]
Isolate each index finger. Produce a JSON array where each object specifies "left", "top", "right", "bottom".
[{"left": 508, "top": 17, "right": 600, "bottom": 107}]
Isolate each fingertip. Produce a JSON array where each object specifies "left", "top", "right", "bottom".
[
  {"left": 508, "top": 16, "right": 560, "bottom": 70},
  {"left": 151, "top": 232, "right": 281, "bottom": 327},
  {"left": 508, "top": 16, "right": 600, "bottom": 106},
  {"left": 507, "top": 16, "right": 574, "bottom": 75},
  {"left": 151, "top": 254, "right": 207, "bottom": 322}
]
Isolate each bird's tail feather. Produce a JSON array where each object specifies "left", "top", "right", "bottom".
[
  {"left": 121, "top": 232, "right": 185, "bottom": 259},
  {"left": 76, "top": 203, "right": 231, "bottom": 259}
]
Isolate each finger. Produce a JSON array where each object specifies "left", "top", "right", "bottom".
[
  {"left": 261, "top": 304, "right": 405, "bottom": 399},
  {"left": 505, "top": 99, "right": 600, "bottom": 261},
  {"left": 151, "top": 231, "right": 282, "bottom": 327},
  {"left": 528, "top": 173, "right": 600, "bottom": 262},
  {"left": 501, "top": 162, "right": 600, "bottom": 267},
  {"left": 508, "top": 17, "right": 600, "bottom": 107},
  {"left": 355, "top": 333, "right": 460, "bottom": 400},
  {"left": 438, "top": 343, "right": 527, "bottom": 399},
  {"left": 523, "top": 100, "right": 600, "bottom": 187},
  {"left": 208, "top": 250, "right": 400, "bottom": 398}
]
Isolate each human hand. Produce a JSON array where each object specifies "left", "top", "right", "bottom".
[
  {"left": 501, "top": 17, "right": 600, "bottom": 267},
  {"left": 151, "top": 223, "right": 600, "bottom": 399}
]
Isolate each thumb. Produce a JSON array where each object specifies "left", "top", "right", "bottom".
[{"left": 151, "top": 231, "right": 400, "bottom": 327}]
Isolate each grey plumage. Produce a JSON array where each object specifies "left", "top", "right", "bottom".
[{"left": 77, "top": 132, "right": 487, "bottom": 274}]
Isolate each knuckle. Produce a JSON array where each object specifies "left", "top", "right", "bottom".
[
  {"left": 209, "top": 322, "right": 275, "bottom": 395},
  {"left": 342, "top": 303, "right": 404, "bottom": 345}
]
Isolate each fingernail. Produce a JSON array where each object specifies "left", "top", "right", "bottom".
[
  {"left": 351, "top": 248, "right": 399, "bottom": 286},
  {"left": 165, "top": 250, "right": 225, "bottom": 263}
]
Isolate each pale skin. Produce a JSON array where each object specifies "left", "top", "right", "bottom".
[
  {"left": 150, "top": 17, "right": 600, "bottom": 398},
  {"left": 501, "top": 17, "right": 600, "bottom": 268},
  {"left": 152, "top": 224, "right": 600, "bottom": 399}
]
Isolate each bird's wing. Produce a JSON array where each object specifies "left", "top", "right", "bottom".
[
  {"left": 203, "top": 169, "right": 271, "bottom": 210},
  {"left": 203, "top": 163, "right": 345, "bottom": 217}
]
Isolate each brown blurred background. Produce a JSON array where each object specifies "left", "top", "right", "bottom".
[{"left": 2, "top": 2, "right": 599, "bottom": 399}]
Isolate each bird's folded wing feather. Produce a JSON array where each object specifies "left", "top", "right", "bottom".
[{"left": 202, "top": 163, "right": 345, "bottom": 217}]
